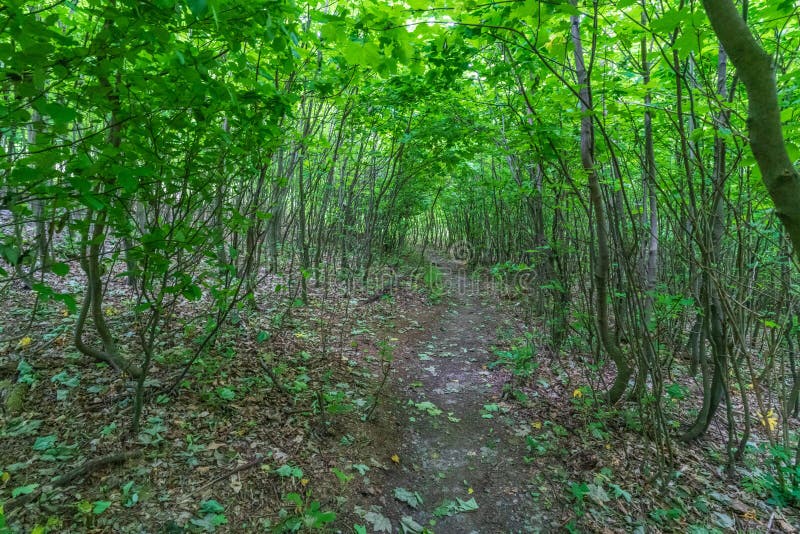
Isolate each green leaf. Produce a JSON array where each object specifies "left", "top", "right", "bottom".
[
  {"left": 433, "top": 500, "right": 454, "bottom": 517},
  {"left": 117, "top": 174, "right": 139, "bottom": 194},
  {"left": 456, "top": 497, "right": 478, "bottom": 511},
  {"left": 1, "top": 419, "right": 42, "bottom": 438},
  {"left": 587, "top": 483, "right": 610, "bottom": 505},
  {"left": 713, "top": 512, "right": 735, "bottom": 529},
  {"left": 332, "top": 467, "right": 353, "bottom": 484},
  {"left": 393, "top": 487, "right": 423, "bottom": 509},
  {"left": 352, "top": 463, "right": 370, "bottom": 475},
  {"left": 187, "top": 0, "right": 208, "bottom": 17},
  {"left": 276, "top": 464, "right": 303, "bottom": 479},
  {"left": 284, "top": 492, "right": 303, "bottom": 506},
  {"left": 609, "top": 483, "right": 631, "bottom": 503},
  {"left": 32, "top": 435, "right": 57, "bottom": 451},
  {"left": 1, "top": 245, "right": 20, "bottom": 265},
  {"left": 92, "top": 500, "right": 112, "bottom": 514},
  {"left": 77, "top": 500, "right": 92, "bottom": 515},
  {"left": 433, "top": 497, "right": 478, "bottom": 517},
  {"left": 40, "top": 102, "right": 77, "bottom": 124},
  {"left": 50, "top": 262, "right": 69, "bottom": 276},
  {"left": 79, "top": 193, "right": 105, "bottom": 210},
  {"left": 182, "top": 284, "right": 202, "bottom": 301},
  {"left": 200, "top": 499, "right": 225, "bottom": 514},
  {"left": 216, "top": 387, "right": 235, "bottom": 401},
  {"left": 364, "top": 511, "right": 392, "bottom": 532},
  {"left": 412, "top": 400, "right": 442, "bottom": 416},
  {"left": 553, "top": 1, "right": 580, "bottom": 16},
  {"left": 11, "top": 483, "right": 38, "bottom": 498},
  {"left": 400, "top": 515, "right": 425, "bottom": 534}
]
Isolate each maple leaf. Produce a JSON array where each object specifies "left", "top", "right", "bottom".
[{"left": 391, "top": 454, "right": 400, "bottom": 464}]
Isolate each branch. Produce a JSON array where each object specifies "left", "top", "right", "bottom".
[{"left": 5, "top": 450, "right": 142, "bottom": 514}]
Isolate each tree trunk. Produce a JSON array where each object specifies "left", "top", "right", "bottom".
[
  {"left": 702, "top": 0, "right": 800, "bottom": 259},
  {"left": 570, "top": 1, "right": 632, "bottom": 403}
]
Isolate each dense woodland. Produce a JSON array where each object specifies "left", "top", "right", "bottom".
[{"left": 2, "top": 0, "right": 800, "bottom": 532}]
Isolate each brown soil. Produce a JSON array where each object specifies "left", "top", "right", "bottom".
[{"left": 345, "top": 257, "right": 560, "bottom": 532}]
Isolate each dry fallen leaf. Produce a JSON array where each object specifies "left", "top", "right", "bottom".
[
  {"left": 391, "top": 454, "right": 400, "bottom": 464},
  {"left": 759, "top": 409, "right": 778, "bottom": 431}
]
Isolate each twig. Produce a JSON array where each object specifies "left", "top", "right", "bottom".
[
  {"left": 190, "top": 455, "right": 266, "bottom": 496},
  {"left": 359, "top": 276, "right": 405, "bottom": 305},
  {"left": 6, "top": 449, "right": 142, "bottom": 514},
  {"left": 258, "top": 357, "right": 291, "bottom": 397}
]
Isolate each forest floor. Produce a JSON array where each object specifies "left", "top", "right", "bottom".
[
  {"left": 343, "top": 257, "right": 800, "bottom": 533},
  {"left": 343, "top": 254, "right": 557, "bottom": 532},
  {"left": 1, "top": 252, "right": 799, "bottom": 533}
]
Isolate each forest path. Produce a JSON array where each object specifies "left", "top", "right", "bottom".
[{"left": 364, "top": 255, "right": 555, "bottom": 533}]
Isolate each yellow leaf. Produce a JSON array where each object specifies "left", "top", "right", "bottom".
[
  {"left": 300, "top": 478, "right": 309, "bottom": 486},
  {"left": 104, "top": 306, "right": 116, "bottom": 317},
  {"left": 759, "top": 409, "right": 778, "bottom": 431},
  {"left": 572, "top": 389, "right": 583, "bottom": 398},
  {"left": 531, "top": 421, "right": 542, "bottom": 429},
  {"left": 17, "top": 336, "right": 32, "bottom": 348},
  {"left": 743, "top": 509, "right": 757, "bottom": 521},
  {"left": 467, "top": 487, "right": 474, "bottom": 494},
  {"left": 1, "top": 471, "right": 9, "bottom": 483},
  {"left": 391, "top": 454, "right": 400, "bottom": 464}
]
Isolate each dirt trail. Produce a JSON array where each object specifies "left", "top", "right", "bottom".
[{"left": 370, "top": 257, "right": 555, "bottom": 533}]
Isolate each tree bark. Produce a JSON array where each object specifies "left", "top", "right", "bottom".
[
  {"left": 570, "top": 2, "right": 632, "bottom": 403},
  {"left": 702, "top": 0, "right": 800, "bottom": 258}
]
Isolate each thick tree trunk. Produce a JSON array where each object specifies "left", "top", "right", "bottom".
[{"left": 702, "top": 0, "right": 800, "bottom": 258}]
